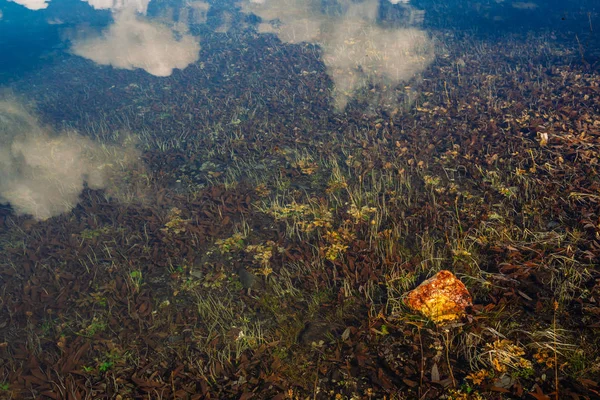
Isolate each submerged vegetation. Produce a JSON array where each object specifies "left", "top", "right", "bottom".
[{"left": 1, "top": 1, "right": 600, "bottom": 399}]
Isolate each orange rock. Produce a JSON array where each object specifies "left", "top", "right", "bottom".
[{"left": 405, "top": 270, "right": 472, "bottom": 324}]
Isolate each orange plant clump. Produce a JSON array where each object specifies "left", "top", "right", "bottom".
[{"left": 405, "top": 270, "right": 473, "bottom": 324}]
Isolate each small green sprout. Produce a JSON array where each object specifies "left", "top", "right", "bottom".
[{"left": 99, "top": 361, "right": 114, "bottom": 372}]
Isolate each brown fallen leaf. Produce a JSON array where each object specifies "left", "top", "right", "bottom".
[{"left": 405, "top": 270, "right": 472, "bottom": 324}]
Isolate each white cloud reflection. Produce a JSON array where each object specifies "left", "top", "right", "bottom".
[
  {"left": 240, "top": 0, "right": 434, "bottom": 110},
  {"left": 71, "top": 10, "right": 201, "bottom": 77},
  {"left": 83, "top": 0, "right": 151, "bottom": 14},
  {"left": 8, "top": 0, "right": 205, "bottom": 77},
  {"left": 8, "top": 0, "right": 149, "bottom": 11},
  {"left": 8, "top": 0, "right": 49, "bottom": 10},
  {"left": 0, "top": 99, "right": 142, "bottom": 221}
]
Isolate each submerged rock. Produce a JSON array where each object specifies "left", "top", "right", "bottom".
[
  {"left": 237, "top": 267, "right": 265, "bottom": 296},
  {"left": 237, "top": 267, "right": 257, "bottom": 289},
  {"left": 299, "top": 320, "right": 332, "bottom": 346},
  {"left": 405, "top": 270, "right": 472, "bottom": 324}
]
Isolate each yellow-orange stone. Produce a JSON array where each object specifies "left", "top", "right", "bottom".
[{"left": 405, "top": 270, "right": 472, "bottom": 324}]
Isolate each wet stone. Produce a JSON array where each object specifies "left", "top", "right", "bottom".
[{"left": 404, "top": 270, "right": 472, "bottom": 324}]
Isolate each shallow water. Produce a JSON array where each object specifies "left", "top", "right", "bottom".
[{"left": 1, "top": 0, "right": 599, "bottom": 398}]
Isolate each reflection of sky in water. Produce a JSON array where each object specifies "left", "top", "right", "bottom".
[
  {"left": 241, "top": 0, "right": 433, "bottom": 110},
  {"left": 0, "top": 0, "right": 574, "bottom": 83},
  {"left": 3, "top": 0, "right": 430, "bottom": 93},
  {"left": 70, "top": 9, "right": 201, "bottom": 77},
  {"left": 7, "top": 0, "right": 149, "bottom": 10},
  {"left": 0, "top": 0, "right": 594, "bottom": 218},
  {"left": 0, "top": 0, "right": 433, "bottom": 219}
]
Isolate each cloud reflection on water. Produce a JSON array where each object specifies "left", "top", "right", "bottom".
[
  {"left": 70, "top": 9, "right": 201, "bottom": 77},
  {"left": 240, "top": 0, "right": 434, "bottom": 110}
]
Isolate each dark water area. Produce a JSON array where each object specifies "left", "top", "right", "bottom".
[
  {"left": 1, "top": 0, "right": 600, "bottom": 399},
  {"left": 415, "top": 0, "right": 598, "bottom": 32}
]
